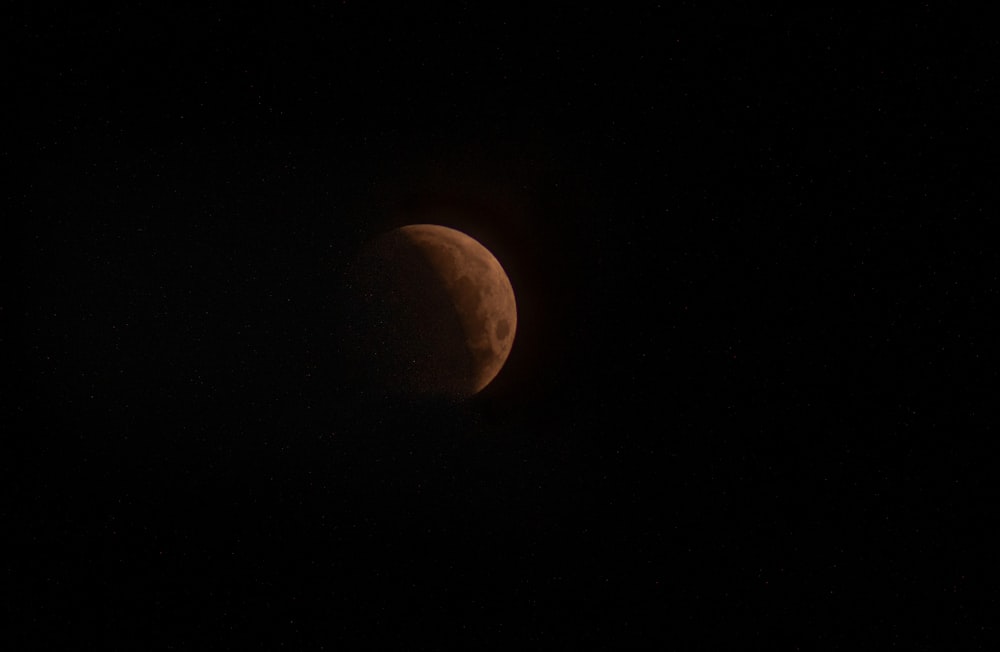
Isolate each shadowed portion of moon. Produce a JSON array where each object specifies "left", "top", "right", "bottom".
[{"left": 342, "top": 224, "right": 517, "bottom": 399}]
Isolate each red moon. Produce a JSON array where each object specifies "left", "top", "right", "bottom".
[{"left": 346, "top": 224, "right": 517, "bottom": 398}]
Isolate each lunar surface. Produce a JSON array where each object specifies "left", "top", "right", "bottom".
[{"left": 344, "top": 224, "right": 517, "bottom": 398}]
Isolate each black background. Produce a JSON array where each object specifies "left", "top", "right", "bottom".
[{"left": 15, "top": 5, "right": 995, "bottom": 648}]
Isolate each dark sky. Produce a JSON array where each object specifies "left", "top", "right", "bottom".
[{"left": 16, "top": 5, "right": 994, "bottom": 648}]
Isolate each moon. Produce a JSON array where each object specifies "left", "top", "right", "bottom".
[{"left": 344, "top": 224, "right": 517, "bottom": 398}]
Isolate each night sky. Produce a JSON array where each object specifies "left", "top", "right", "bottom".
[{"left": 16, "top": 6, "right": 995, "bottom": 648}]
